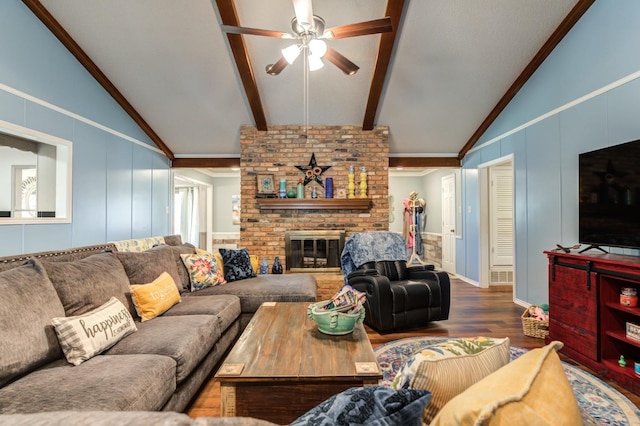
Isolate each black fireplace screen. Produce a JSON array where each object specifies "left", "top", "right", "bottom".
[{"left": 285, "top": 231, "right": 345, "bottom": 272}]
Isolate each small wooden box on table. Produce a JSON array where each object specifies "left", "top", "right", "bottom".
[{"left": 214, "top": 302, "right": 382, "bottom": 424}]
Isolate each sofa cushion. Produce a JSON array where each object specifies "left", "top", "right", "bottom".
[
  {"left": 0, "top": 412, "right": 281, "bottom": 425},
  {"left": 191, "top": 274, "right": 317, "bottom": 313},
  {"left": 0, "top": 258, "right": 65, "bottom": 387},
  {"left": 52, "top": 297, "right": 137, "bottom": 366},
  {"left": 166, "top": 243, "right": 197, "bottom": 291},
  {"left": 0, "top": 411, "right": 196, "bottom": 426},
  {"left": 166, "top": 294, "right": 241, "bottom": 333},
  {"left": 430, "top": 341, "right": 582, "bottom": 426},
  {"left": 219, "top": 248, "right": 256, "bottom": 282},
  {"left": 115, "top": 245, "right": 183, "bottom": 293},
  {"left": 41, "top": 252, "right": 134, "bottom": 316},
  {"left": 105, "top": 315, "right": 221, "bottom": 383},
  {"left": 392, "top": 336, "right": 510, "bottom": 423},
  {"left": 290, "top": 386, "right": 432, "bottom": 426},
  {"left": 130, "top": 272, "right": 181, "bottom": 321},
  {"left": 0, "top": 354, "right": 176, "bottom": 414},
  {"left": 181, "top": 252, "right": 225, "bottom": 291}
]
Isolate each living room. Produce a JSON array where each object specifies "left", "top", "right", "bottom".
[{"left": 2, "top": 0, "right": 640, "bottom": 424}]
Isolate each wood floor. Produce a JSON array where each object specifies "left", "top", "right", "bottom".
[{"left": 186, "top": 276, "right": 640, "bottom": 418}]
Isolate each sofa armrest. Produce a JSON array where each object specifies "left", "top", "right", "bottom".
[{"left": 347, "top": 270, "right": 394, "bottom": 332}]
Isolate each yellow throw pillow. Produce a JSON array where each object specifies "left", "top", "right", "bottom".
[
  {"left": 130, "top": 272, "right": 181, "bottom": 321},
  {"left": 392, "top": 337, "right": 510, "bottom": 424},
  {"left": 249, "top": 254, "right": 259, "bottom": 274},
  {"left": 430, "top": 341, "right": 582, "bottom": 426}
]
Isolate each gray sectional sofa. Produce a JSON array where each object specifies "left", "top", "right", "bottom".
[{"left": 0, "top": 236, "right": 317, "bottom": 418}]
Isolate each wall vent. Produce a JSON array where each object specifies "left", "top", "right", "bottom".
[{"left": 490, "top": 269, "right": 513, "bottom": 285}]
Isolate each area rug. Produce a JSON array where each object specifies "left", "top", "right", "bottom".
[{"left": 374, "top": 336, "right": 640, "bottom": 426}]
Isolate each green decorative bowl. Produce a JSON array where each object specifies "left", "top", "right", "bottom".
[{"left": 307, "top": 301, "right": 366, "bottom": 335}]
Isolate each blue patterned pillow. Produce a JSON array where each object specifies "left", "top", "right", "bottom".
[
  {"left": 219, "top": 248, "right": 257, "bottom": 282},
  {"left": 290, "top": 386, "right": 431, "bottom": 426}
]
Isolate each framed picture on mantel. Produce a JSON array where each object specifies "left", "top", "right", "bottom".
[{"left": 256, "top": 174, "right": 276, "bottom": 196}]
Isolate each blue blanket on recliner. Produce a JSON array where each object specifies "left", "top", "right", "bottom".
[{"left": 340, "top": 231, "right": 408, "bottom": 283}]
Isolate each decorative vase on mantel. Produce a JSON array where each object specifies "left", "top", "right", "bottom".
[{"left": 272, "top": 256, "right": 283, "bottom": 274}]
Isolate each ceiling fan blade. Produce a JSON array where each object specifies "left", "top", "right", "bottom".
[
  {"left": 221, "top": 24, "right": 292, "bottom": 39},
  {"left": 292, "top": 0, "right": 314, "bottom": 31},
  {"left": 324, "top": 47, "right": 359, "bottom": 75},
  {"left": 324, "top": 17, "right": 392, "bottom": 39},
  {"left": 265, "top": 56, "right": 289, "bottom": 76}
]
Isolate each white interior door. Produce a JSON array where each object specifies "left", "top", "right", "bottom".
[
  {"left": 441, "top": 174, "right": 456, "bottom": 273},
  {"left": 490, "top": 167, "right": 514, "bottom": 268}
]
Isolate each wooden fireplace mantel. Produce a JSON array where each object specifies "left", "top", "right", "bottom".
[{"left": 256, "top": 198, "right": 372, "bottom": 210}]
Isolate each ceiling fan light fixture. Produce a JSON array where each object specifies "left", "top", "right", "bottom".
[
  {"left": 307, "top": 53, "right": 324, "bottom": 71},
  {"left": 308, "top": 39, "right": 327, "bottom": 58},
  {"left": 282, "top": 44, "right": 302, "bottom": 64}
]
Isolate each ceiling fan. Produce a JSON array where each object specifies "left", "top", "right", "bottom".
[{"left": 221, "top": 0, "right": 392, "bottom": 76}]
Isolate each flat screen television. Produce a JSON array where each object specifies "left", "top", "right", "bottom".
[{"left": 578, "top": 139, "right": 640, "bottom": 251}]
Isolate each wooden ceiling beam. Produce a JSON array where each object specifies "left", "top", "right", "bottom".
[
  {"left": 215, "top": 0, "right": 268, "bottom": 131},
  {"left": 389, "top": 157, "right": 460, "bottom": 168},
  {"left": 362, "top": 0, "right": 406, "bottom": 130},
  {"left": 22, "top": 0, "right": 175, "bottom": 161},
  {"left": 174, "top": 156, "right": 457, "bottom": 169},
  {"left": 172, "top": 157, "right": 240, "bottom": 168},
  {"left": 457, "top": 0, "right": 595, "bottom": 160}
]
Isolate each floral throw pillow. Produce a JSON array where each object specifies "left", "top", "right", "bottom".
[
  {"left": 219, "top": 248, "right": 257, "bottom": 282},
  {"left": 290, "top": 386, "right": 431, "bottom": 426},
  {"left": 180, "top": 252, "right": 225, "bottom": 291}
]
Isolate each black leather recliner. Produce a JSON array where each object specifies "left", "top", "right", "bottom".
[{"left": 347, "top": 260, "right": 451, "bottom": 333}]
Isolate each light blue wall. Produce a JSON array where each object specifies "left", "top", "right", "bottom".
[
  {"left": 388, "top": 175, "right": 422, "bottom": 234},
  {"left": 0, "top": 2, "right": 171, "bottom": 256},
  {"left": 459, "top": 0, "right": 640, "bottom": 303},
  {"left": 211, "top": 176, "right": 241, "bottom": 233}
]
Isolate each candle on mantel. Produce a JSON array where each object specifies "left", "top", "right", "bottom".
[
  {"left": 360, "top": 166, "right": 367, "bottom": 198},
  {"left": 279, "top": 178, "right": 286, "bottom": 198},
  {"left": 348, "top": 165, "right": 355, "bottom": 199},
  {"left": 325, "top": 177, "right": 334, "bottom": 198}
]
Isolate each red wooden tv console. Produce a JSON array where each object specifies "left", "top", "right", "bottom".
[{"left": 545, "top": 250, "right": 640, "bottom": 395}]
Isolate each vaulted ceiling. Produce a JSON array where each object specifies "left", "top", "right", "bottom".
[{"left": 24, "top": 0, "right": 593, "bottom": 168}]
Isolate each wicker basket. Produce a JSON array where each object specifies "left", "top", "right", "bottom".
[{"left": 521, "top": 307, "right": 549, "bottom": 339}]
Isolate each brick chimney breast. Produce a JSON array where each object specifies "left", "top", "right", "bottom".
[{"left": 239, "top": 125, "right": 389, "bottom": 269}]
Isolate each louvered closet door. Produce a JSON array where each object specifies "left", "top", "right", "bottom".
[{"left": 490, "top": 167, "right": 513, "bottom": 267}]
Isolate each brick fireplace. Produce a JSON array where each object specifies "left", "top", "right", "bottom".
[{"left": 239, "top": 124, "right": 389, "bottom": 270}]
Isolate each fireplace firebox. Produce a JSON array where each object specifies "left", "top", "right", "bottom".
[{"left": 285, "top": 230, "right": 345, "bottom": 273}]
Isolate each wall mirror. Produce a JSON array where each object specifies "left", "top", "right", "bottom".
[{"left": 0, "top": 120, "right": 72, "bottom": 224}]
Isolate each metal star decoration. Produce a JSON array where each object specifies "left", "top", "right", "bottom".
[{"left": 295, "top": 153, "right": 332, "bottom": 187}]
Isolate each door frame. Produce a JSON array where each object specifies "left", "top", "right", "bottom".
[
  {"left": 172, "top": 171, "right": 213, "bottom": 251},
  {"left": 478, "top": 154, "right": 515, "bottom": 294},
  {"left": 441, "top": 173, "right": 457, "bottom": 274}
]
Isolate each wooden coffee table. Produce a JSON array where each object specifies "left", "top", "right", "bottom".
[{"left": 214, "top": 302, "right": 382, "bottom": 424}]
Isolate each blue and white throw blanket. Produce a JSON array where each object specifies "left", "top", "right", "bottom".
[{"left": 340, "top": 231, "right": 408, "bottom": 283}]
